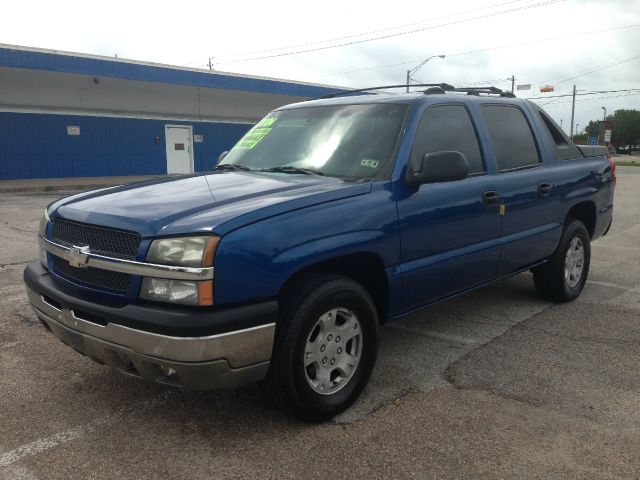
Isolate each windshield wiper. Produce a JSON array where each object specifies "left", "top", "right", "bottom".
[
  {"left": 259, "top": 166, "right": 325, "bottom": 176},
  {"left": 213, "top": 164, "right": 253, "bottom": 172}
]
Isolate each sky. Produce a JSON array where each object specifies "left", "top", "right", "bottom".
[{"left": 3, "top": 0, "right": 640, "bottom": 134}]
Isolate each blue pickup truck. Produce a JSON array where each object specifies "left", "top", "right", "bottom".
[{"left": 25, "top": 86, "right": 615, "bottom": 421}]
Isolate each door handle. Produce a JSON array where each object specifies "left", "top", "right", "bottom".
[
  {"left": 483, "top": 190, "right": 500, "bottom": 206},
  {"left": 538, "top": 182, "right": 553, "bottom": 197}
]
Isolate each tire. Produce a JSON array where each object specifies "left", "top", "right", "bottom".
[
  {"left": 533, "top": 219, "right": 591, "bottom": 302},
  {"left": 264, "top": 274, "right": 378, "bottom": 422}
]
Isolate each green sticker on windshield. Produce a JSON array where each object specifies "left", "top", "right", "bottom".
[
  {"left": 235, "top": 128, "right": 272, "bottom": 149},
  {"left": 256, "top": 117, "right": 277, "bottom": 128},
  {"left": 234, "top": 117, "right": 277, "bottom": 149},
  {"left": 361, "top": 159, "right": 379, "bottom": 169}
]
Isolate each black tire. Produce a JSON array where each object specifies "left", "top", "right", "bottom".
[
  {"left": 533, "top": 219, "right": 591, "bottom": 302},
  {"left": 264, "top": 274, "right": 378, "bottom": 422}
]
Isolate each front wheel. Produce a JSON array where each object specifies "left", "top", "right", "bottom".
[
  {"left": 533, "top": 219, "right": 591, "bottom": 302},
  {"left": 264, "top": 274, "right": 378, "bottom": 422}
]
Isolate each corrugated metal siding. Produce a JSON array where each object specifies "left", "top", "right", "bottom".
[
  {"left": 0, "top": 112, "right": 252, "bottom": 179},
  {"left": 0, "top": 46, "right": 343, "bottom": 98}
]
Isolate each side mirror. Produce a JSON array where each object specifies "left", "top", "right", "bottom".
[
  {"left": 217, "top": 151, "right": 229, "bottom": 165},
  {"left": 407, "top": 151, "right": 469, "bottom": 185}
]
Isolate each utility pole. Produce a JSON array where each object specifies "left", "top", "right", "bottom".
[
  {"left": 570, "top": 84, "right": 577, "bottom": 139},
  {"left": 405, "top": 54, "right": 445, "bottom": 93},
  {"left": 207, "top": 57, "right": 214, "bottom": 71},
  {"left": 510, "top": 75, "right": 516, "bottom": 94}
]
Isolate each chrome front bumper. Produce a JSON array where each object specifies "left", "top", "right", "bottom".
[{"left": 26, "top": 286, "right": 275, "bottom": 389}]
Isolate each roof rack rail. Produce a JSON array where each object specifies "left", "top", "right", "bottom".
[
  {"left": 449, "top": 86, "right": 516, "bottom": 98},
  {"left": 320, "top": 83, "right": 516, "bottom": 99},
  {"left": 321, "top": 83, "right": 455, "bottom": 99}
]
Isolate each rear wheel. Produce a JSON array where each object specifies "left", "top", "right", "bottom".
[
  {"left": 533, "top": 219, "right": 591, "bottom": 302},
  {"left": 264, "top": 274, "right": 378, "bottom": 422}
]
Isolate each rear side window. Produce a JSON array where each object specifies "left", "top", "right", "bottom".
[
  {"left": 411, "top": 105, "right": 485, "bottom": 175},
  {"left": 538, "top": 110, "right": 582, "bottom": 160},
  {"left": 482, "top": 105, "right": 540, "bottom": 171}
]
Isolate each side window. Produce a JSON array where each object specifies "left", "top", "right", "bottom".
[
  {"left": 538, "top": 110, "right": 581, "bottom": 160},
  {"left": 411, "top": 105, "right": 485, "bottom": 175},
  {"left": 481, "top": 105, "right": 540, "bottom": 171}
]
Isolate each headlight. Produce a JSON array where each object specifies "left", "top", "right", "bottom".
[
  {"left": 146, "top": 236, "right": 218, "bottom": 267},
  {"left": 141, "top": 236, "right": 219, "bottom": 306},
  {"left": 139, "top": 278, "right": 213, "bottom": 306},
  {"left": 38, "top": 209, "right": 50, "bottom": 268},
  {"left": 38, "top": 208, "right": 50, "bottom": 237}
]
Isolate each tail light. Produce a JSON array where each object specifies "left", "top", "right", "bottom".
[{"left": 608, "top": 154, "right": 616, "bottom": 187}]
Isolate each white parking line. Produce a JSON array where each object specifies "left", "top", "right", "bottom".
[
  {"left": 387, "top": 324, "right": 478, "bottom": 346},
  {"left": 586, "top": 280, "right": 631, "bottom": 290},
  {"left": 0, "top": 341, "right": 23, "bottom": 351},
  {"left": 0, "top": 391, "right": 172, "bottom": 468},
  {"left": 1, "top": 464, "right": 40, "bottom": 479}
]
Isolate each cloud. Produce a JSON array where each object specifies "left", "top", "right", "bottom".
[{"left": 2, "top": 0, "right": 639, "bottom": 130}]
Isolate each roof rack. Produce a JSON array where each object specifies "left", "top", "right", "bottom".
[
  {"left": 321, "top": 83, "right": 455, "bottom": 98},
  {"left": 320, "top": 83, "right": 516, "bottom": 99},
  {"left": 446, "top": 86, "right": 516, "bottom": 98}
]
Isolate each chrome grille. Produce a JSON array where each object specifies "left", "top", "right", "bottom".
[
  {"left": 52, "top": 256, "right": 132, "bottom": 293},
  {"left": 50, "top": 218, "right": 141, "bottom": 293},
  {"left": 51, "top": 218, "right": 141, "bottom": 260}
]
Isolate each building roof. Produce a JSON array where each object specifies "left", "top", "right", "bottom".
[{"left": 0, "top": 43, "right": 344, "bottom": 99}]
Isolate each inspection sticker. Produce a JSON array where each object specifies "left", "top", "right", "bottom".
[{"left": 360, "top": 159, "right": 379, "bottom": 169}]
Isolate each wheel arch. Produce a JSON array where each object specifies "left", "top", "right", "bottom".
[
  {"left": 279, "top": 252, "right": 390, "bottom": 324},
  {"left": 565, "top": 200, "right": 596, "bottom": 238}
]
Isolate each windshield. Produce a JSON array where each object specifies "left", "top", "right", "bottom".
[{"left": 220, "top": 103, "right": 408, "bottom": 179}]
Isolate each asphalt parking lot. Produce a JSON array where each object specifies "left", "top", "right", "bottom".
[{"left": 1, "top": 167, "right": 639, "bottom": 479}]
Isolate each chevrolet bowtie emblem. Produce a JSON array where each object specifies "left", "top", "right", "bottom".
[{"left": 67, "top": 245, "right": 91, "bottom": 268}]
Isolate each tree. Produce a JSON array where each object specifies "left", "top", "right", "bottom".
[
  {"left": 572, "top": 133, "right": 588, "bottom": 144},
  {"left": 584, "top": 120, "right": 600, "bottom": 138},
  {"left": 610, "top": 109, "right": 640, "bottom": 152}
]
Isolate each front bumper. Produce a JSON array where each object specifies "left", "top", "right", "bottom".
[{"left": 24, "top": 262, "right": 276, "bottom": 389}]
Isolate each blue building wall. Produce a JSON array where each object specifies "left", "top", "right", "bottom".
[{"left": 0, "top": 112, "right": 252, "bottom": 179}]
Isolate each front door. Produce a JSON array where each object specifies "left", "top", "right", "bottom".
[
  {"left": 397, "top": 104, "right": 503, "bottom": 312},
  {"left": 165, "top": 125, "right": 193, "bottom": 174}
]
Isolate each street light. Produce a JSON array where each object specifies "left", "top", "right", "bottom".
[
  {"left": 406, "top": 55, "right": 445, "bottom": 92},
  {"left": 601, "top": 106, "right": 607, "bottom": 121}
]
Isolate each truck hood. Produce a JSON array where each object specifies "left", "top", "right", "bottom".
[{"left": 51, "top": 172, "right": 372, "bottom": 237}]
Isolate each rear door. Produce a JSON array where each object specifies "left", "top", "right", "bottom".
[
  {"left": 397, "top": 104, "right": 502, "bottom": 311},
  {"left": 479, "top": 104, "right": 559, "bottom": 275}
]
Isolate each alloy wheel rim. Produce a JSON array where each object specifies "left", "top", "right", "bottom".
[
  {"left": 564, "top": 236, "right": 585, "bottom": 288},
  {"left": 304, "top": 307, "right": 362, "bottom": 395}
]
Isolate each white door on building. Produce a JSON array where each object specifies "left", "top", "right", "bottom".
[{"left": 165, "top": 125, "right": 194, "bottom": 174}]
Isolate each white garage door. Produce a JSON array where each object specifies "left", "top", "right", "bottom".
[{"left": 165, "top": 125, "right": 194, "bottom": 174}]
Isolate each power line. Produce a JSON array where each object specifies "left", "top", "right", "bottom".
[
  {"left": 526, "top": 88, "right": 640, "bottom": 100},
  {"left": 545, "top": 53, "right": 640, "bottom": 85},
  {"left": 206, "top": 0, "right": 527, "bottom": 61},
  {"left": 210, "top": 0, "right": 565, "bottom": 65},
  {"left": 530, "top": 90, "right": 640, "bottom": 107},
  {"left": 313, "top": 23, "right": 638, "bottom": 79}
]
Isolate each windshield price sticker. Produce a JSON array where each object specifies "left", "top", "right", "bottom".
[
  {"left": 236, "top": 128, "right": 272, "bottom": 149},
  {"left": 235, "top": 117, "right": 278, "bottom": 149}
]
